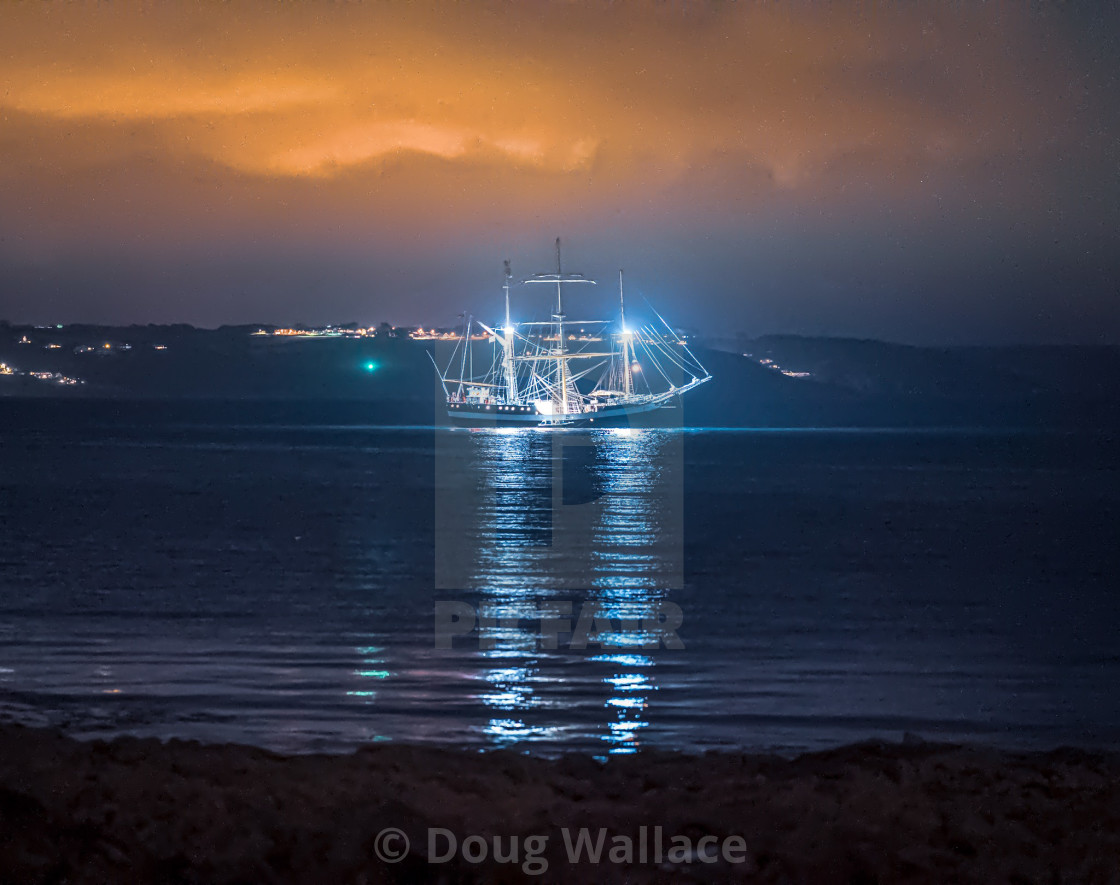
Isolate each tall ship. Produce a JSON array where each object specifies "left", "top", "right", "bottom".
[{"left": 434, "top": 240, "right": 711, "bottom": 427}]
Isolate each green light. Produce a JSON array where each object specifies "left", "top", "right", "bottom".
[{"left": 364, "top": 361, "right": 378, "bottom": 373}]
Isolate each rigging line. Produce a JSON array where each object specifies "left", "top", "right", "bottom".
[
  {"left": 441, "top": 326, "right": 463, "bottom": 378},
  {"left": 646, "top": 332, "right": 696, "bottom": 376},
  {"left": 644, "top": 348, "right": 674, "bottom": 391},
  {"left": 427, "top": 350, "right": 450, "bottom": 398},
  {"left": 566, "top": 337, "right": 607, "bottom": 357},
  {"left": 457, "top": 315, "right": 471, "bottom": 393},
  {"left": 630, "top": 338, "right": 654, "bottom": 395},
  {"left": 644, "top": 296, "right": 710, "bottom": 378},
  {"left": 638, "top": 326, "right": 676, "bottom": 389},
  {"left": 685, "top": 344, "right": 710, "bottom": 379},
  {"left": 642, "top": 297, "right": 682, "bottom": 343},
  {"left": 468, "top": 318, "right": 475, "bottom": 381},
  {"left": 636, "top": 327, "right": 686, "bottom": 368},
  {"left": 569, "top": 360, "right": 608, "bottom": 383},
  {"left": 485, "top": 347, "right": 502, "bottom": 387},
  {"left": 657, "top": 343, "right": 694, "bottom": 375}
]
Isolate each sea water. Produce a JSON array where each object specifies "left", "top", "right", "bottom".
[{"left": 1, "top": 400, "right": 1117, "bottom": 755}]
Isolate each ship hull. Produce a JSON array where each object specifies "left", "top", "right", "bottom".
[{"left": 445, "top": 397, "right": 681, "bottom": 429}]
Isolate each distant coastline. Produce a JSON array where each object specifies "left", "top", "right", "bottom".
[{"left": 2, "top": 322, "right": 1118, "bottom": 428}]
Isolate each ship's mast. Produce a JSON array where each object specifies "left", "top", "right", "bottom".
[
  {"left": 457, "top": 313, "right": 470, "bottom": 399},
  {"left": 522, "top": 238, "right": 595, "bottom": 418},
  {"left": 501, "top": 260, "right": 518, "bottom": 404},
  {"left": 619, "top": 269, "right": 634, "bottom": 397},
  {"left": 554, "top": 238, "right": 570, "bottom": 415},
  {"left": 504, "top": 260, "right": 513, "bottom": 332}
]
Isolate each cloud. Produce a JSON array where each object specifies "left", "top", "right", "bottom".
[
  {"left": 2, "top": 2, "right": 1097, "bottom": 187},
  {"left": 0, "top": 2, "right": 1116, "bottom": 340}
]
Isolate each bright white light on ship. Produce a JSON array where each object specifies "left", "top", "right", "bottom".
[
  {"left": 534, "top": 399, "right": 555, "bottom": 416},
  {"left": 504, "top": 325, "right": 515, "bottom": 335}
]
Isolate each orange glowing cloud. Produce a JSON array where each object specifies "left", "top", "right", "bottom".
[
  {"left": 6, "top": 70, "right": 338, "bottom": 120},
  {"left": 0, "top": 0, "right": 1108, "bottom": 252}
]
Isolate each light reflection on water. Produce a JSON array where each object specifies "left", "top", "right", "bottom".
[
  {"left": 446, "top": 429, "right": 682, "bottom": 754},
  {"left": 4, "top": 420, "right": 1120, "bottom": 755}
]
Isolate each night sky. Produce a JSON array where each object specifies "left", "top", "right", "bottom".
[{"left": 1, "top": 3, "right": 1117, "bottom": 344}]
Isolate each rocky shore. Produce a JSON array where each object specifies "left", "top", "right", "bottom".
[{"left": 1, "top": 724, "right": 1118, "bottom": 883}]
